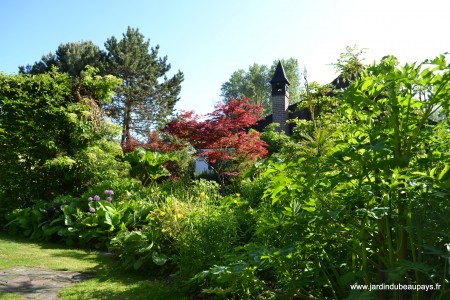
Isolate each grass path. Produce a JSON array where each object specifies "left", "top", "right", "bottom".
[{"left": 0, "top": 232, "right": 187, "bottom": 300}]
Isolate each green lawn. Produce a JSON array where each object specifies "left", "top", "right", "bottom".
[{"left": 0, "top": 232, "right": 187, "bottom": 300}]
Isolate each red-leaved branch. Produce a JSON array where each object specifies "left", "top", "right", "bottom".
[{"left": 164, "top": 98, "right": 268, "bottom": 163}]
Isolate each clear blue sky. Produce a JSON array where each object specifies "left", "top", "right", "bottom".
[{"left": 1, "top": 0, "right": 449, "bottom": 114}]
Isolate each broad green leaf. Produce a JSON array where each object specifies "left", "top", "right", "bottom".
[{"left": 152, "top": 252, "right": 168, "bottom": 266}]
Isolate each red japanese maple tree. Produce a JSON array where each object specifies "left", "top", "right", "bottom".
[{"left": 164, "top": 98, "right": 268, "bottom": 182}]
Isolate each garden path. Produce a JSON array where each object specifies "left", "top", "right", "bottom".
[{"left": 0, "top": 266, "right": 94, "bottom": 299}]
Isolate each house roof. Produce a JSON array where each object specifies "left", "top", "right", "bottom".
[
  {"left": 330, "top": 74, "right": 353, "bottom": 90},
  {"left": 252, "top": 74, "right": 346, "bottom": 134},
  {"left": 270, "top": 61, "right": 290, "bottom": 85}
]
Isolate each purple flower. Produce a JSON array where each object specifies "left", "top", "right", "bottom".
[
  {"left": 88, "top": 197, "right": 93, "bottom": 202},
  {"left": 107, "top": 197, "right": 113, "bottom": 202},
  {"left": 105, "top": 190, "right": 114, "bottom": 195},
  {"left": 89, "top": 207, "right": 96, "bottom": 213},
  {"left": 93, "top": 195, "right": 100, "bottom": 201}
]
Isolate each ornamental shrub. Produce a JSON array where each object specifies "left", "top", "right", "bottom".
[
  {"left": 0, "top": 68, "right": 123, "bottom": 216},
  {"left": 175, "top": 206, "right": 238, "bottom": 279}
]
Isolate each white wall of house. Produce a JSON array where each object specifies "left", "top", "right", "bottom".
[{"left": 195, "top": 157, "right": 214, "bottom": 175}]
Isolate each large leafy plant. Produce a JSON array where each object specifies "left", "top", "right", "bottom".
[
  {"left": 124, "top": 148, "right": 177, "bottom": 185},
  {"left": 201, "top": 55, "right": 450, "bottom": 299},
  {"left": 332, "top": 55, "right": 450, "bottom": 298}
]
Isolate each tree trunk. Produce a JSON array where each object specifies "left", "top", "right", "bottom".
[{"left": 121, "top": 101, "right": 132, "bottom": 145}]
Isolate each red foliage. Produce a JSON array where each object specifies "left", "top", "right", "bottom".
[
  {"left": 145, "top": 131, "right": 183, "bottom": 152},
  {"left": 164, "top": 98, "right": 268, "bottom": 164},
  {"left": 121, "top": 131, "right": 182, "bottom": 154},
  {"left": 121, "top": 136, "right": 141, "bottom": 153}
]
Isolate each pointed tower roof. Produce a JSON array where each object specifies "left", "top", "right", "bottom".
[{"left": 270, "top": 61, "right": 290, "bottom": 85}]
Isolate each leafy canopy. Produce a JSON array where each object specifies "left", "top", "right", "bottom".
[{"left": 221, "top": 58, "right": 302, "bottom": 115}]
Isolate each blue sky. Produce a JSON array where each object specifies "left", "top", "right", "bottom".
[{"left": 1, "top": 0, "right": 449, "bottom": 114}]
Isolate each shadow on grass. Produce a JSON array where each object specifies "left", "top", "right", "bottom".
[
  {"left": 59, "top": 258, "right": 189, "bottom": 300},
  {"left": 61, "top": 276, "right": 188, "bottom": 300},
  {"left": 0, "top": 232, "right": 188, "bottom": 300}
]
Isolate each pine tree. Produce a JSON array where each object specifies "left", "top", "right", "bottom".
[
  {"left": 19, "top": 27, "right": 184, "bottom": 146},
  {"left": 19, "top": 41, "right": 105, "bottom": 77},
  {"left": 104, "top": 27, "right": 184, "bottom": 145}
]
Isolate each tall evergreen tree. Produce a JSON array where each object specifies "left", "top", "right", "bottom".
[
  {"left": 104, "top": 27, "right": 184, "bottom": 145},
  {"left": 19, "top": 41, "right": 105, "bottom": 77}
]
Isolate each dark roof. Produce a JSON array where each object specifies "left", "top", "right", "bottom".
[
  {"left": 330, "top": 74, "right": 352, "bottom": 90},
  {"left": 270, "top": 61, "right": 290, "bottom": 85},
  {"left": 252, "top": 74, "right": 346, "bottom": 134}
]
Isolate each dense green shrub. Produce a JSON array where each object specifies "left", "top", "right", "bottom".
[
  {"left": 154, "top": 178, "right": 222, "bottom": 205},
  {"left": 3, "top": 200, "right": 51, "bottom": 239},
  {"left": 165, "top": 147, "right": 196, "bottom": 181},
  {"left": 260, "top": 123, "right": 293, "bottom": 155},
  {"left": 0, "top": 68, "right": 123, "bottom": 215},
  {"left": 190, "top": 261, "right": 269, "bottom": 299},
  {"left": 176, "top": 206, "right": 238, "bottom": 279},
  {"left": 239, "top": 175, "right": 269, "bottom": 208},
  {"left": 108, "top": 180, "right": 239, "bottom": 279}
]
